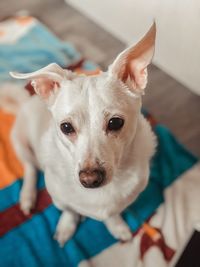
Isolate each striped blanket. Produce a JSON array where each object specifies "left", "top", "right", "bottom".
[{"left": 0, "top": 15, "right": 199, "bottom": 267}]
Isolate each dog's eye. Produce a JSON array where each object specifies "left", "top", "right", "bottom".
[
  {"left": 60, "top": 122, "right": 75, "bottom": 135},
  {"left": 107, "top": 117, "right": 124, "bottom": 132}
]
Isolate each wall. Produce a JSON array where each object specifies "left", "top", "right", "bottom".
[{"left": 67, "top": 0, "right": 200, "bottom": 95}]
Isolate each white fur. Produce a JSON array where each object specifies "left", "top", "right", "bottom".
[{"left": 6, "top": 24, "right": 157, "bottom": 245}]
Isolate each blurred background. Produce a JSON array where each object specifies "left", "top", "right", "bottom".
[{"left": 0, "top": 0, "right": 199, "bottom": 156}]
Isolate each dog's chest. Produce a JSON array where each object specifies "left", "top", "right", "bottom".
[{"left": 46, "top": 171, "right": 142, "bottom": 220}]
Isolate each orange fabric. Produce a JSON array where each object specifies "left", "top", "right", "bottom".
[
  {"left": 15, "top": 16, "right": 33, "bottom": 26},
  {"left": 142, "top": 223, "right": 160, "bottom": 241},
  {"left": 0, "top": 30, "right": 5, "bottom": 36},
  {"left": 75, "top": 68, "right": 101, "bottom": 76},
  {"left": 0, "top": 109, "right": 23, "bottom": 189}
]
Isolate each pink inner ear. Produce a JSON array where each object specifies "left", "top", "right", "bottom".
[
  {"left": 117, "top": 57, "right": 136, "bottom": 87},
  {"left": 32, "top": 78, "right": 60, "bottom": 99},
  {"left": 114, "top": 25, "right": 155, "bottom": 90},
  {"left": 119, "top": 57, "right": 148, "bottom": 90}
]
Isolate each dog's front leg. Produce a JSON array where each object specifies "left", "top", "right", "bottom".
[
  {"left": 54, "top": 209, "right": 80, "bottom": 247},
  {"left": 104, "top": 214, "right": 132, "bottom": 242},
  {"left": 20, "top": 162, "right": 37, "bottom": 215}
]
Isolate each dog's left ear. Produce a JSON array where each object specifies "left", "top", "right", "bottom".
[
  {"left": 109, "top": 23, "right": 156, "bottom": 93},
  {"left": 10, "top": 63, "right": 72, "bottom": 103}
]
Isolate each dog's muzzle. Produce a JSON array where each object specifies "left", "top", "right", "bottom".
[{"left": 79, "top": 168, "right": 106, "bottom": 188}]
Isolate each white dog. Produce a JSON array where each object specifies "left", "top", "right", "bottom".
[{"left": 8, "top": 23, "right": 156, "bottom": 246}]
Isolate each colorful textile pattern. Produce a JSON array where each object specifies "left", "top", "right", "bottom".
[
  {"left": 0, "top": 16, "right": 199, "bottom": 267},
  {"left": 0, "top": 16, "right": 98, "bottom": 82}
]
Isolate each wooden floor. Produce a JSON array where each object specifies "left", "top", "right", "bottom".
[{"left": 0, "top": 0, "right": 200, "bottom": 156}]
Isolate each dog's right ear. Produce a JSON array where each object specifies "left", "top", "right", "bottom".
[
  {"left": 108, "top": 23, "right": 156, "bottom": 95},
  {"left": 10, "top": 63, "right": 73, "bottom": 103}
]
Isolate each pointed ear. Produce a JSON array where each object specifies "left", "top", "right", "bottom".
[
  {"left": 109, "top": 23, "right": 156, "bottom": 93},
  {"left": 10, "top": 63, "right": 70, "bottom": 102}
]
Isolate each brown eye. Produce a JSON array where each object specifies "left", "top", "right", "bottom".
[
  {"left": 107, "top": 117, "right": 124, "bottom": 132},
  {"left": 60, "top": 122, "right": 75, "bottom": 135}
]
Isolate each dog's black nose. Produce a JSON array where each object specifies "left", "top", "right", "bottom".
[{"left": 79, "top": 168, "right": 106, "bottom": 188}]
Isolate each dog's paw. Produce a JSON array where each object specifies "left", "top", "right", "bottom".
[
  {"left": 54, "top": 211, "right": 78, "bottom": 247},
  {"left": 54, "top": 222, "right": 76, "bottom": 247},
  {"left": 20, "top": 188, "right": 37, "bottom": 216},
  {"left": 110, "top": 223, "right": 133, "bottom": 242},
  {"left": 105, "top": 215, "right": 133, "bottom": 242}
]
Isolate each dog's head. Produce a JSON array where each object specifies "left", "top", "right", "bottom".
[{"left": 10, "top": 24, "right": 156, "bottom": 189}]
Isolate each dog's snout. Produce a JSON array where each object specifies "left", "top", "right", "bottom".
[{"left": 79, "top": 168, "right": 106, "bottom": 188}]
